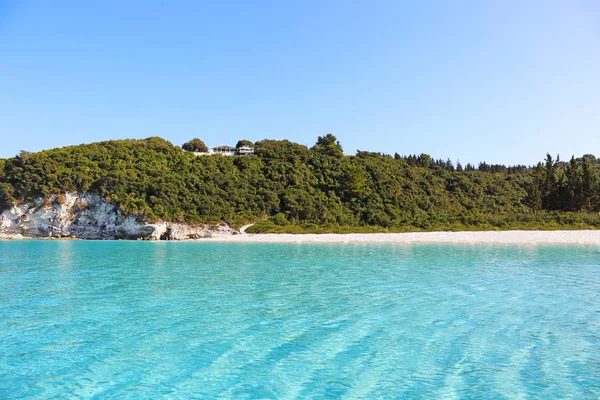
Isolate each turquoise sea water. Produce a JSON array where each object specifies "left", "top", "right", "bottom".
[{"left": 0, "top": 241, "right": 599, "bottom": 399}]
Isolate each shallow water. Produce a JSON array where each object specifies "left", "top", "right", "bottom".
[{"left": 1, "top": 241, "right": 599, "bottom": 399}]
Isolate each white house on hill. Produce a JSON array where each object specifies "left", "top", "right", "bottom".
[
  {"left": 192, "top": 145, "right": 254, "bottom": 157},
  {"left": 237, "top": 145, "right": 254, "bottom": 156}
]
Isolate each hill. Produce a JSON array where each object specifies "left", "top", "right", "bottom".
[{"left": 1, "top": 135, "right": 599, "bottom": 234}]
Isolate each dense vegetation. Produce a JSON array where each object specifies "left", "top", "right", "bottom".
[{"left": 0, "top": 135, "right": 599, "bottom": 232}]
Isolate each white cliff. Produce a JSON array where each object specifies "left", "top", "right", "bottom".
[{"left": 0, "top": 193, "right": 235, "bottom": 240}]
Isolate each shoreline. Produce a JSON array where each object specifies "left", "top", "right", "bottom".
[
  {"left": 2, "top": 230, "right": 600, "bottom": 245},
  {"left": 204, "top": 230, "right": 600, "bottom": 245},
  {"left": 202, "top": 230, "right": 600, "bottom": 245}
]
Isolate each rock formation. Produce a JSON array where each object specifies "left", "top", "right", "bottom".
[{"left": 0, "top": 193, "right": 234, "bottom": 240}]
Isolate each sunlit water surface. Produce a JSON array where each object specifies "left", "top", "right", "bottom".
[{"left": 1, "top": 241, "right": 599, "bottom": 399}]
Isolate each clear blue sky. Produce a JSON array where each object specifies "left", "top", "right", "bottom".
[{"left": 1, "top": 1, "right": 599, "bottom": 165}]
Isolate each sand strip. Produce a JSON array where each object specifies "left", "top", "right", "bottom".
[{"left": 204, "top": 230, "right": 600, "bottom": 245}]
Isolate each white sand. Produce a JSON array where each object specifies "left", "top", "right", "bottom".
[
  {"left": 205, "top": 230, "right": 600, "bottom": 245},
  {"left": 2, "top": 230, "right": 599, "bottom": 244}
]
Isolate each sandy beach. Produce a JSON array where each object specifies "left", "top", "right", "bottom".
[
  {"left": 205, "top": 230, "right": 600, "bottom": 245},
  {"left": 2, "top": 230, "right": 600, "bottom": 244}
]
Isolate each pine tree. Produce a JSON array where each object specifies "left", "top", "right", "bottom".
[
  {"left": 543, "top": 153, "right": 557, "bottom": 209},
  {"left": 525, "top": 162, "right": 543, "bottom": 215},
  {"left": 582, "top": 157, "right": 598, "bottom": 212},
  {"left": 564, "top": 155, "right": 582, "bottom": 211}
]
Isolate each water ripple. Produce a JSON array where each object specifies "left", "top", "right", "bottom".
[{"left": 0, "top": 241, "right": 599, "bottom": 398}]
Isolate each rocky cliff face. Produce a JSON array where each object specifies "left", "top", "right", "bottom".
[{"left": 0, "top": 193, "right": 235, "bottom": 240}]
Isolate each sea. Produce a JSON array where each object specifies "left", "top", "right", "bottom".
[{"left": 1, "top": 241, "right": 599, "bottom": 399}]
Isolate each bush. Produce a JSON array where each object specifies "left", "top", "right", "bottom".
[{"left": 271, "top": 213, "right": 289, "bottom": 226}]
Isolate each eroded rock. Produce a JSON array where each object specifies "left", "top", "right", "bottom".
[{"left": 0, "top": 193, "right": 233, "bottom": 240}]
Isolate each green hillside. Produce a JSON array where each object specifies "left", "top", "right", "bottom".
[{"left": 1, "top": 135, "right": 599, "bottom": 232}]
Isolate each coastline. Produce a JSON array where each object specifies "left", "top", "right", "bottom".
[
  {"left": 2, "top": 230, "right": 600, "bottom": 245},
  {"left": 204, "top": 230, "right": 600, "bottom": 245}
]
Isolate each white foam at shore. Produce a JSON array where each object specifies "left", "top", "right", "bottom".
[{"left": 204, "top": 230, "right": 600, "bottom": 245}]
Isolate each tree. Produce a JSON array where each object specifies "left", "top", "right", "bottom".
[
  {"left": 0, "top": 182, "right": 16, "bottom": 209},
  {"left": 236, "top": 140, "right": 254, "bottom": 149},
  {"left": 543, "top": 153, "right": 557, "bottom": 209},
  {"left": 564, "top": 155, "right": 582, "bottom": 211},
  {"left": 582, "top": 156, "right": 598, "bottom": 212},
  {"left": 525, "top": 163, "right": 544, "bottom": 215},
  {"left": 343, "top": 163, "right": 369, "bottom": 200},
  {"left": 311, "top": 134, "right": 343, "bottom": 158},
  {"left": 182, "top": 138, "right": 208, "bottom": 152},
  {"left": 417, "top": 153, "right": 432, "bottom": 168}
]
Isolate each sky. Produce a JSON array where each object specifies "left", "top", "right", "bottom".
[{"left": 0, "top": 1, "right": 599, "bottom": 165}]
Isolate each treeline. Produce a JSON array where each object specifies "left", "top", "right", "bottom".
[
  {"left": 526, "top": 154, "right": 599, "bottom": 213},
  {"left": 0, "top": 135, "right": 599, "bottom": 232},
  {"left": 395, "top": 153, "right": 529, "bottom": 174}
]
